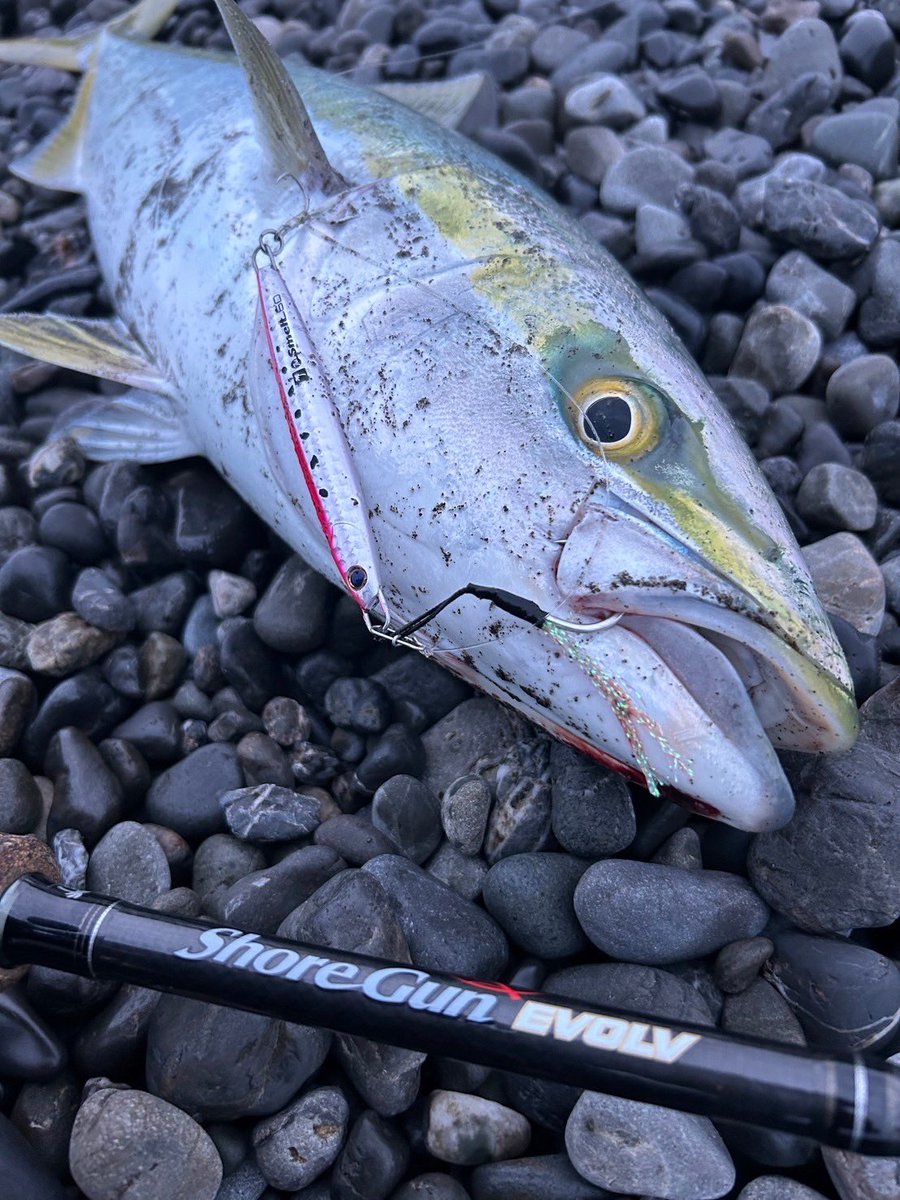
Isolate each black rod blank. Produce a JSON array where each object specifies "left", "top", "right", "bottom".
[{"left": 2, "top": 875, "right": 899, "bottom": 1156}]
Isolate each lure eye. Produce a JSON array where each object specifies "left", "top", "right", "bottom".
[
  {"left": 570, "top": 378, "right": 662, "bottom": 460},
  {"left": 348, "top": 565, "right": 368, "bottom": 591}
]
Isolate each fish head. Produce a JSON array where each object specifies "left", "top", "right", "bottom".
[{"left": 258, "top": 157, "right": 857, "bottom": 833}]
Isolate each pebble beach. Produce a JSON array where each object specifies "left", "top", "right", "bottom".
[{"left": 0, "top": 1, "right": 899, "bottom": 1198}]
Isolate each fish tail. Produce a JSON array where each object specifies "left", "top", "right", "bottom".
[
  {"left": 0, "top": 0, "right": 178, "bottom": 71},
  {"left": 0, "top": 0, "right": 179, "bottom": 192}
]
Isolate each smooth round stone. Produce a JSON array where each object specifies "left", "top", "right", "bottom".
[
  {"left": 363, "top": 853, "right": 508, "bottom": 977},
  {"left": 731, "top": 305, "right": 822, "bottom": 393},
  {"left": 372, "top": 774, "right": 441, "bottom": 863},
  {"left": 114, "top": 700, "right": 182, "bottom": 762},
  {"left": 333, "top": 1110, "right": 409, "bottom": 1200},
  {"left": 761, "top": 179, "right": 880, "bottom": 260},
  {"left": 566, "top": 1091, "right": 735, "bottom": 1199},
  {"left": 714, "top": 937, "right": 775, "bottom": 995},
  {"left": 213, "top": 1159, "right": 267, "bottom": 1200},
  {"left": 749, "top": 732, "right": 900, "bottom": 933},
  {"left": 796, "top": 463, "right": 878, "bottom": 532},
  {"left": 86, "top": 820, "right": 171, "bottom": 904},
  {"left": 0, "top": 674, "right": 35, "bottom": 756},
  {"left": 563, "top": 125, "right": 623, "bottom": 186},
  {"left": 146, "top": 994, "right": 330, "bottom": 1119},
  {"left": 822, "top": 1142, "right": 900, "bottom": 1200},
  {"left": 471, "top": 1153, "right": 608, "bottom": 1200},
  {"left": 0, "top": 756, "right": 42, "bottom": 833},
  {"left": 545, "top": 962, "right": 716, "bottom": 1027},
  {"left": 765, "top": 251, "right": 855, "bottom": 340},
  {"left": 325, "top": 676, "right": 393, "bottom": 734},
  {"left": 859, "top": 239, "right": 900, "bottom": 348},
  {"left": 261, "top": 695, "right": 310, "bottom": 746},
  {"left": 72, "top": 984, "right": 162, "bottom": 1080},
  {"left": 10, "top": 1072, "right": 81, "bottom": 1176},
  {"left": 426, "top": 1091, "right": 530, "bottom": 1166},
  {"left": 656, "top": 69, "right": 720, "bottom": 119},
  {"left": 738, "top": 1178, "right": 830, "bottom": 1200},
  {"left": 131, "top": 571, "right": 197, "bottom": 636},
  {"left": 563, "top": 74, "right": 645, "bottom": 128},
  {"left": 253, "top": 554, "right": 334, "bottom": 654},
  {"left": 427, "top": 842, "right": 488, "bottom": 902},
  {"left": 172, "top": 467, "right": 255, "bottom": 566},
  {"left": 826, "top": 354, "right": 900, "bottom": 438},
  {"left": 839, "top": 10, "right": 897, "bottom": 89},
  {"left": 27, "top": 612, "right": 120, "bottom": 677},
  {"left": 145, "top": 742, "right": 243, "bottom": 839},
  {"left": 279, "top": 867, "right": 408, "bottom": 961},
  {"left": 652, "top": 826, "right": 702, "bottom": 869},
  {"left": 0, "top": 506, "right": 36, "bottom": 564},
  {"left": 208, "top": 568, "right": 256, "bottom": 618},
  {"left": 600, "top": 145, "right": 694, "bottom": 214},
  {"left": 440, "top": 773, "right": 491, "bottom": 855},
  {"left": 0, "top": 1112, "right": 68, "bottom": 1200},
  {"left": 208, "top": 845, "right": 344, "bottom": 935},
  {"left": 634, "top": 204, "right": 704, "bottom": 271},
  {"left": 46, "top": 726, "right": 123, "bottom": 847},
  {"left": 373, "top": 655, "right": 469, "bottom": 728},
  {"left": 761, "top": 19, "right": 842, "bottom": 100},
  {"left": 314, "top": 812, "right": 399, "bottom": 864},
  {"left": 38, "top": 500, "right": 105, "bottom": 564},
  {"left": 221, "top": 783, "right": 323, "bottom": 842},
  {"left": 482, "top": 853, "right": 587, "bottom": 958},
  {"left": 722, "top": 978, "right": 806, "bottom": 1048},
  {"left": 801, "top": 532, "right": 885, "bottom": 635},
  {"left": 72, "top": 567, "right": 135, "bottom": 633},
  {"left": 811, "top": 110, "right": 899, "bottom": 182},
  {"left": 252, "top": 1086, "right": 348, "bottom": 1191},
  {"left": 69, "top": 1083, "right": 223, "bottom": 1200},
  {"left": 703, "top": 128, "right": 772, "bottom": 179},
  {"left": 0, "top": 545, "right": 70, "bottom": 622},
  {"left": 0, "top": 985, "right": 66, "bottom": 1080},
  {"left": 863, "top": 420, "right": 900, "bottom": 503},
  {"left": 217, "top": 617, "right": 284, "bottom": 711},
  {"left": 768, "top": 930, "right": 900, "bottom": 1052},
  {"left": 574, "top": 860, "right": 769, "bottom": 965},
  {"left": 356, "top": 723, "right": 426, "bottom": 792}
]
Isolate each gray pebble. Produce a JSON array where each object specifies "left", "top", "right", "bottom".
[
  {"left": 545, "top": 961, "right": 716, "bottom": 1027},
  {"left": 563, "top": 74, "right": 645, "bottom": 129},
  {"left": 86, "top": 821, "right": 171, "bottom": 904},
  {"left": 738, "top": 1178, "right": 829, "bottom": 1200},
  {"left": 253, "top": 554, "right": 334, "bottom": 654},
  {"left": 52, "top": 827, "right": 88, "bottom": 888},
  {"left": 714, "top": 937, "right": 775, "bottom": 995},
  {"left": 470, "top": 1153, "right": 607, "bottom": 1200},
  {"left": 440, "top": 774, "right": 491, "bottom": 855},
  {"left": 426, "top": 1091, "right": 530, "bottom": 1166},
  {"left": 221, "top": 783, "right": 322, "bottom": 842},
  {"left": 192, "top": 833, "right": 265, "bottom": 902},
  {"left": 363, "top": 854, "right": 508, "bottom": 977},
  {"left": 859, "top": 238, "right": 900, "bottom": 347},
  {"left": 652, "top": 826, "right": 702, "bottom": 870},
  {"left": 574, "top": 860, "right": 769, "bottom": 964},
  {"left": 72, "top": 567, "right": 136, "bottom": 633},
  {"left": 826, "top": 354, "right": 900, "bottom": 438},
  {"left": 333, "top": 1110, "right": 409, "bottom": 1200},
  {"left": 46, "top": 726, "right": 123, "bottom": 848},
  {"left": 634, "top": 204, "right": 704, "bottom": 271},
  {"left": 600, "top": 145, "right": 694, "bottom": 214},
  {"left": 563, "top": 125, "right": 623, "bottom": 186},
  {"left": 565, "top": 1091, "right": 734, "bottom": 1198},
  {"left": 314, "top": 813, "right": 401, "bottom": 864},
  {"left": 372, "top": 774, "right": 442, "bottom": 863},
  {"left": 801, "top": 533, "right": 885, "bottom": 635},
  {"left": 765, "top": 252, "right": 855, "bottom": 340},
  {"left": 252, "top": 1086, "right": 348, "bottom": 1191},
  {"left": 10, "top": 1072, "right": 80, "bottom": 1177},
  {"left": 549, "top": 742, "right": 635, "bottom": 857},
  {"left": 68, "top": 1082, "right": 223, "bottom": 1200},
  {"left": 730, "top": 305, "right": 822, "bottom": 393},
  {"left": 146, "top": 742, "right": 242, "bottom": 839},
  {"left": 0, "top": 757, "right": 42, "bottom": 833},
  {"left": 208, "top": 569, "right": 256, "bottom": 618},
  {"left": 822, "top": 1142, "right": 900, "bottom": 1200},
  {"left": 761, "top": 179, "right": 880, "bottom": 260},
  {"left": 214, "top": 1160, "right": 268, "bottom": 1200},
  {"left": 811, "top": 110, "right": 899, "bottom": 182},
  {"left": 261, "top": 695, "right": 310, "bottom": 746},
  {"left": 208, "top": 845, "right": 345, "bottom": 934},
  {"left": 73, "top": 984, "right": 161, "bottom": 1080},
  {"left": 27, "top": 613, "right": 120, "bottom": 677},
  {"left": 722, "top": 978, "right": 806, "bottom": 1047},
  {"left": 0, "top": 674, "right": 34, "bottom": 756},
  {"left": 761, "top": 19, "right": 842, "bottom": 101},
  {"left": 426, "top": 842, "right": 488, "bottom": 901},
  {"left": 796, "top": 463, "right": 878, "bottom": 532},
  {"left": 703, "top": 128, "right": 772, "bottom": 180},
  {"left": 482, "top": 853, "right": 587, "bottom": 958}
]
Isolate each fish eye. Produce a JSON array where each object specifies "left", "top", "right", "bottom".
[
  {"left": 570, "top": 378, "right": 663, "bottom": 460},
  {"left": 347, "top": 565, "right": 368, "bottom": 591}
]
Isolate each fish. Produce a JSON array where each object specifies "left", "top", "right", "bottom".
[{"left": 0, "top": 0, "right": 858, "bottom": 832}]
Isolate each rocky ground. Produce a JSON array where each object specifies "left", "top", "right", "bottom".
[{"left": 0, "top": 0, "right": 899, "bottom": 1198}]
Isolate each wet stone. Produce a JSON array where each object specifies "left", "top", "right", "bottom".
[
  {"left": 253, "top": 554, "right": 334, "bottom": 654},
  {"left": 566, "top": 1091, "right": 735, "bottom": 1198},
  {"left": 802, "top": 532, "right": 885, "bottom": 635},
  {"left": 722, "top": 978, "right": 806, "bottom": 1047},
  {"left": 69, "top": 1082, "right": 223, "bottom": 1200},
  {"left": 483, "top": 853, "right": 587, "bottom": 958},
  {"left": 574, "top": 860, "right": 769, "bottom": 964},
  {"left": 471, "top": 1153, "right": 609, "bottom": 1200},
  {"left": 333, "top": 1110, "right": 409, "bottom": 1200},
  {"left": 10, "top": 1072, "right": 80, "bottom": 1177},
  {"left": 0, "top": 985, "right": 66, "bottom": 1081},
  {"left": 426, "top": 1091, "right": 530, "bottom": 1166},
  {"left": 252, "top": 1086, "right": 349, "bottom": 1191},
  {"left": 0, "top": 756, "right": 42, "bottom": 833},
  {"left": 372, "top": 654, "right": 469, "bottom": 728},
  {"left": 426, "top": 842, "right": 488, "bottom": 901},
  {"left": 72, "top": 984, "right": 161, "bottom": 1080},
  {"left": 221, "top": 783, "right": 322, "bottom": 842},
  {"left": 765, "top": 252, "right": 855, "bottom": 340},
  {"left": 796, "top": 463, "right": 878, "bottom": 532},
  {"left": 761, "top": 179, "right": 880, "bottom": 260},
  {"left": 363, "top": 854, "right": 508, "bottom": 977},
  {"left": 826, "top": 355, "right": 900, "bottom": 438},
  {"left": 172, "top": 466, "right": 256, "bottom": 567},
  {"left": 208, "top": 845, "right": 344, "bottom": 934},
  {"left": 600, "top": 146, "right": 695, "bottom": 215},
  {"left": 730, "top": 305, "right": 822, "bottom": 394},
  {"left": 131, "top": 570, "right": 197, "bottom": 636},
  {"left": 191, "top": 833, "right": 265, "bottom": 902},
  {"left": 146, "top": 994, "right": 330, "bottom": 1120},
  {"left": 0, "top": 544, "right": 70, "bottom": 622},
  {"left": 86, "top": 820, "right": 171, "bottom": 904},
  {"left": 38, "top": 500, "right": 105, "bottom": 563},
  {"left": 769, "top": 930, "right": 900, "bottom": 1051},
  {"left": 356, "top": 723, "right": 426, "bottom": 792},
  {"left": 218, "top": 617, "right": 285, "bottom": 712},
  {"left": 440, "top": 773, "right": 491, "bottom": 855},
  {"left": 71, "top": 567, "right": 135, "bottom": 633},
  {"left": 46, "top": 726, "right": 123, "bottom": 847},
  {"left": 372, "top": 774, "right": 441, "bottom": 863},
  {"left": 714, "top": 937, "right": 775, "bottom": 994},
  {"left": 145, "top": 742, "right": 242, "bottom": 840},
  {"left": 315, "top": 812, "right": 399, "bottom": 863}
]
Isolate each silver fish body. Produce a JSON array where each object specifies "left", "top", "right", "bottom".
[{"left": 0, "top": 2, "right": 858, "bottom": 831}]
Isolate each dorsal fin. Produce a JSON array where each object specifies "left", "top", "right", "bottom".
[{"left": 211, "top": 0, "right": 346, "bottom": 196}]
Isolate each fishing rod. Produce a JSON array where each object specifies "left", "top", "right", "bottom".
[{"left": 1, "top": 837, "right": 898, "bottom": 1155}]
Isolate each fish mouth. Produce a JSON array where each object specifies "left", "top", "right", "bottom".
[{"left": 551, "top": 497, "right": 858, "bottom": 832}]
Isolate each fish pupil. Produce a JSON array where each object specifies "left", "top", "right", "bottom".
[
  {"left": 348, "top": 566, "right": 367, "bottom": 590},
  {"left": 584, "top": 395, "right": 632, "bottom": 444}
]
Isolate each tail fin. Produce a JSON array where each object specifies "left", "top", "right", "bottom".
[{"left": 0, "top": 0, "right": 179, "bottom": 192}]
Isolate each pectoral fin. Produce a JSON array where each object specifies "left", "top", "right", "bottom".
[
  {"left": 0, "top": 312, "right": 169, "bottom": 392},
  {"left": 374, "top": 74, "right": 496, "bottom": 135},
  {"left": 51, "top": 390, "right": 196, "bottom": 463},
  {"left": 211, "top": 0, "right": 346, "bottom": 195}
]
